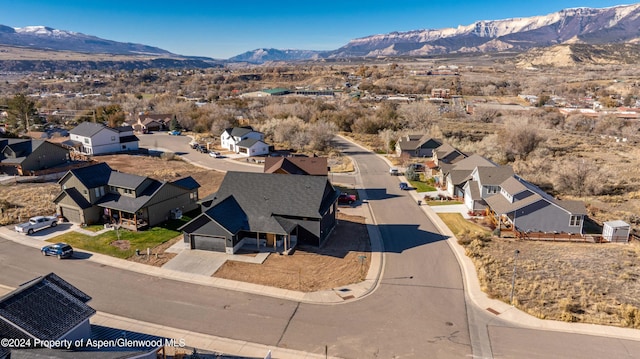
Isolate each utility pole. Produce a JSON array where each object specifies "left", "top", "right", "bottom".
[{"left": 510, "top": 249, "right": 520, "bottom": 306}]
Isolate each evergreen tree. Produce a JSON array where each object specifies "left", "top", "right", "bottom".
[{"left": 7, "top": 94, "right": 36, "bottom": 133}]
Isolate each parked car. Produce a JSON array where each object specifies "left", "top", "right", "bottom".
[
  {"left": 41, "top": 243, "right": 73, "bottom": 259},
  {"left": 399, "top": 182, "right": 410, "bottom": 190},
  {"left": 407, "top": 163, "right": 425, "bottom": 172},
  {"left": 196, "top": 145, "right": 208, "bottom": 153},
  {"left": 168, "top": 130, "right": 182, "bottom": 136},
  {"left": 209, "top": 151, "right": 222, "bottom": 158},
  {"left": 189, "top": 140, "right": 199, "bottom": 149},
  {"left": 389, "top": 168, "right": 400, "bottom": 176},
  {"left": 338, "top": 193, "right": 357, "bottom": 205},
  {"left": 15, "top": 215, "right": 58, "bottom": 235}
]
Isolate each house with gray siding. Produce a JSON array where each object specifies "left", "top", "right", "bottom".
[
  {"left": 484, "top": 175, "right": 587, "bottom": 234},
  {"left": 179, "top": 171, "right": 340, "bottom": 254},
  {"left": 0, "top": 139, "right": 70, "bottom": 175},
  {"left": 395, "top": 134, "right": 442, "bottom": 158},
  {"left": 443, "top": 154, "right": 497, "bottom": 198},
  {"left": 54, "top": 162, "right": 200, "bottom": 230},
  {"left": 462, "top": 165, "right": 515, "bottom": 211}
]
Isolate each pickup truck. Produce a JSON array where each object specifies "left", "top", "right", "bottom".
[{"left": 15, "top": 216, "right": 58, "bottom": 235}]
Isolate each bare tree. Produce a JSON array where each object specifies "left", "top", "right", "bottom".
[{"left": 497, "top": 118, "right": 544, "bottom": 161}]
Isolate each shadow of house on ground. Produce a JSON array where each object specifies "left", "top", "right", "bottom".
[{"left": 377, "top": 224, "right": 449, "bottom": 254}]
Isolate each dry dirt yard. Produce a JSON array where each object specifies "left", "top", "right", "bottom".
[
  {"left": 465, "top": 237, "right": 640, "bottom": 328},
  {"left": 213, "top": 212, "right": 371, "bottom": 292}
]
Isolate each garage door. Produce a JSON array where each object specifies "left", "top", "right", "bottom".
[
  {"left": 61, "top": 207, "right": 81, "bottom": 224},
  {"left": 191, "top": 235, "right": 226, "bottom": 252}
]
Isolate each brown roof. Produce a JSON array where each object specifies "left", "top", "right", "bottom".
[{"left": 264, "top": 157, "right": 328, "bottom": 176}]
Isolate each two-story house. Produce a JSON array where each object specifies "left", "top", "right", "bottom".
[
  {"left": 462, "top": 165, "right": 515, "bottom": 211},
  {"left": 67, "top": 122, "right": 139, "bottom": 155},
  {"left": 54, "top": 162, "right": 200, "bottom": 230},
  {"left": 443, "top": 154, "right": 497, "bottom": 198},
  {"left": 395, "top": 135, "right": 442, "bottom": 158},
  {"left": 220, "top": 126, "right": 269, "bottom": 156}
]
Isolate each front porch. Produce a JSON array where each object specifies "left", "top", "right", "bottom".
[
  {"left": 235, "top": 232, "right": 298, "bottom": 255},
  {"left": 102, "top": 208, "right": 148, "bottom": 231}
]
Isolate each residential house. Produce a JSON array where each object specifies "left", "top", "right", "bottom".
[
  {"left": 66, "top": 122, "right": 139, "bottom": 155},
  {"left": 133, "top": 113, "right": 173, "bottom": 133},
  {"left": 54, "top": 162, "right": 200, "bottom": 230},
  {"left": 221, "top": 126, "right": 268, "bottom": 156},
  {"left": 264, "top": 156, "right": 329, "bottom": 176},
  {"left": 443, "top": 154, "right": 498, "bottom": 198},
  {"left": 462, "top": 165, "right": 515, "bottom": 211},
  {"left": 179, "top": 172, "right": 340, "bottom": 254},
  {"left": 0, "top": 139, "right": 70, "bottom": 175},
  {"left": 484, "top": 175, "right": 587, "bottom": 235},
  {"left": 0, "top": 273, "right": 163, "bottom": 358},
  {"left": 395, "top": 135, "right": 442, "bottom": 158}
]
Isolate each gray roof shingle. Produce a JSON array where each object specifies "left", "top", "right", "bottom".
[{"left": 0, "top": 273, "right": 95, "bottom": 341}]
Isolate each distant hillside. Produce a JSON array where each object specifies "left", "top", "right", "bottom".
[
  {"left": 228, "top": 48, "right": 323, "bottom": 64},
  {"left": 516, "top": 43, "right": 640, "bottom": 67}
]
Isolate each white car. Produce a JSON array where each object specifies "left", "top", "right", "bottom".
[{"left": 209, "top": 151, "right": 222, "bottom": 158}]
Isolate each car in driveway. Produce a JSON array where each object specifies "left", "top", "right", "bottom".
[
  {"left": 389, "top": 167, "right": 400, "bottom": 176},
  {"left": 41, "top": 243, "right": 74, "bottom": 259},
  {"left": 338, "top": 192, "right": 357, "bottom": 205},
  {"left": 399, "top": 182, "right": 410, "bottom": 190},
  {"left": 15, "top": 215, "right": 58, "bottom": 234},
  {"left": 209, "top": 151, "right": 222, "bottom": 158},
  {"left": 196, "top": 145, "right": 208, "bottom": 153},
  {"left": 168, "top": 130, "right": 182, "bottom": 135}
]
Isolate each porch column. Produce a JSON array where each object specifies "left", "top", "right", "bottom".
[
  {"left": 256, "top": 232, "right": 259, "bottom": 250},
  {"left": 284, "top": 234, "right": 288, "bottom": 252}
]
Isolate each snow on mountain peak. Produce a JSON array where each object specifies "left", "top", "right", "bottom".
[{"left": 15, "top": 25, "right": 77, "bottom": 37}]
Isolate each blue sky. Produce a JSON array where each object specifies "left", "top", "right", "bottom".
[{"left": 0, "top": 1, "right": 632, "bottom": 59}]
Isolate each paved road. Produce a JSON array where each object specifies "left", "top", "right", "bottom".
[{"left": 2, "top": 134, "right": 640, "bottom": 358}]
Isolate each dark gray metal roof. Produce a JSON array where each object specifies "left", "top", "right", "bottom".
[
  {"left": 171, "top": 176, "right": 200, "bottom": 190},
  {"left": 107, "top": 171, "right": 147, "bottom": 190},
  {"left": 54, "top": 188, "right": 93, "bottom": 209},
  {"left": 224, "top": 126, "right": 255, "bottom": 137},
  {"left": 476, "top": 166, "right": 514, "bottom": 186},
  {"left": 0, "top": 273, "right": 95, "bottom": 341},
  {"left": 97, "top": 181, "right": 163, "bottom": 213},
  {"left": 62, "top": 163, "right": 113, "bottom": 189},
  {"left": 236, "top": 138, "right": 265, "bottom": 147},
  {"left": 196, "top": 172, "right": 339, "bottom": 236}
]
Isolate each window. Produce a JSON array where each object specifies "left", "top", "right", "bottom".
[
  {"left": 124, "top": 189, "right": 132, "bottom": 195},
  {"left": 569, "top": 215, "right": 581, "bottom": 226},
  {"left": 486, "top": 186, "right": 499, "bottom": 194},
  {"left": 111, "top": 136, "right": 116, "bottom": 141},
  {"left": 190, "top": 191, "right": 198, "bottom": 201},
  {"left": 94, "top": 186, "right": 104, "bottom": 197},
  {"left": 84, "top": 138, "right": 89, "bottom": 144}
]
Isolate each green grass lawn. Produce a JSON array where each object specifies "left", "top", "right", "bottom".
[
  {"left": 437, "top": 213, "right": 490, "bottom": 236},
  {"left": 48, "top": 226, "right": 181, "bottom": 259},
  {"left": 47, "top": 211, "right": 197, "bottom": 259},
  {"left": 82, "top": 225, "right": 105, "bottom": 232},
  {"left": 409, "top": 180, "right": 437, "bottom": 192}
]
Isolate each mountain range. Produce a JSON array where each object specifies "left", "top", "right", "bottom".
[{"left": 0, "top": 3, "right": 639, "bottom": 68}]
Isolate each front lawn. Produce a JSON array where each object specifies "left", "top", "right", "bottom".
[
  {"left": 48, "top": 226, "right": 181, "bottom": 259},
  {"left": 409, "top": 180, "right": 437, "bottom": 192},
  {"left": 426, "top": 200, "right": 464, "bottom": 206}
]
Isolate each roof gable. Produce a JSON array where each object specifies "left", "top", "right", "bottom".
[
  {"left": 60, "top": 162, "right": 113, "bottom": 189},
  {"left": 264, "top": 157, "right": 329, "bottom": 176},
  {"left": 199, "top": 172, "right": 339, "bottom": 234}
]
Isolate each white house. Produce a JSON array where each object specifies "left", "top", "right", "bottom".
[
  {"left": 236, "top": 138, "right": 270, "bottom": 157},
  {"left": 68, "top": 122, "right": 139, "bottom": 155},
  {"left": 221, "top": 126, "right": 265, "bottom": 154}
]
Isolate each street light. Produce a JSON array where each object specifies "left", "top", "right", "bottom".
[{"left": 510, "top": 249, "right": 520, "bottom": 306}]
